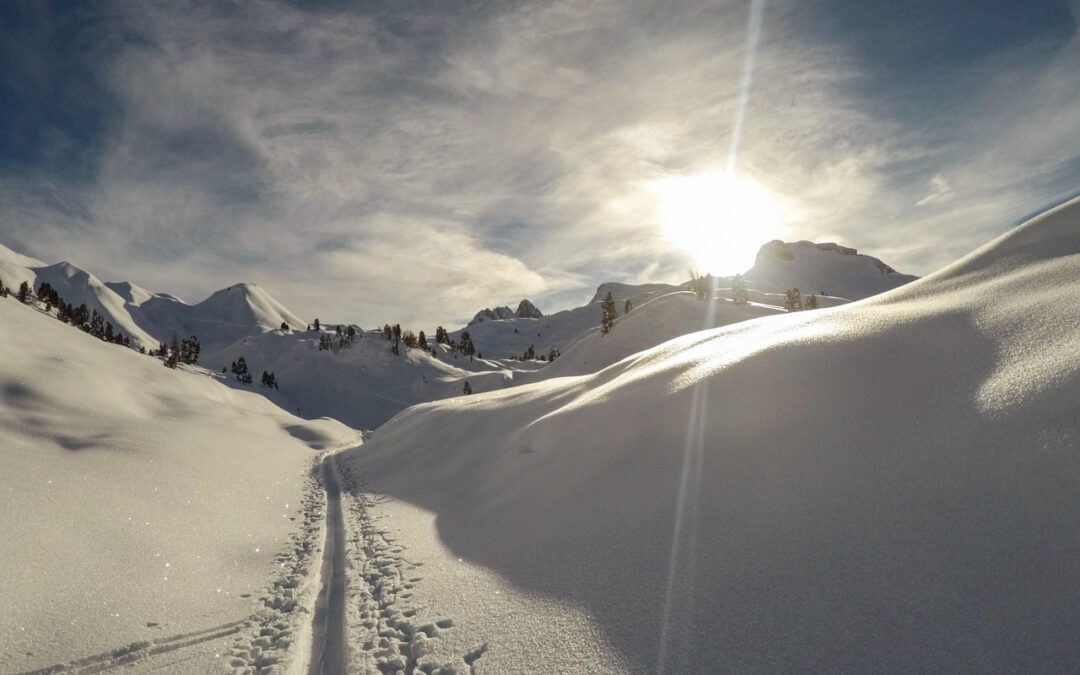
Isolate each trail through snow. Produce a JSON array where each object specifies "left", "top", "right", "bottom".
[{"left": 308, "top": 457, "right": 349, "bottom": 675}]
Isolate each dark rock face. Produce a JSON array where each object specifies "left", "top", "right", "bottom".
[{"left": 515, "top": 299, "right": 543, "bottom": 318}]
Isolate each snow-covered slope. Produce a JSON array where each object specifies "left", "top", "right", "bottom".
[
  {"left": 33, "top": 261, "right": 161, "bottom": 348},
  {"left": 0, "top": 241, "right": 41, "bottom": 291},
  {"left": 0, "top": 295, "right": 356, "bottom": 674},
  {"left": 529, "top": 290, "right": 782, "bottom": 379},
  {"left": 742, "top": 239, "right": 917, "bottom": 300},
  {"left": 452, "top": 282, "right": 683, "bottom": 359},
  {"left": 0, "top": 241, "right": 304, "bottom": 352},
  {"left": 337, "top": 198, "right": 1080, "bottom": 672},
  {"left": 132, "top": 282, "right": 306, "bottom": 353},
  {"left": 203, "top": 329, "right": 542, "bottom": 430}
]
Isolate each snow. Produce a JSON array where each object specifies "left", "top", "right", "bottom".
[
  {"left": 201, "top": 328, "right": 541, "bottom": 430},
  {"left": 337, "top": 197, "right": 1080, "bottom": 671},
  {"left": 452, "top": 282, "right": 685, "bottom": 360},
  {"left": 0, "top": 295, "right": 357, "bottom": 673},
  {"left": 527, "top": 290, "right": 783, "bottom": 379},
  {"left": 742, "top": 239, "right": 918, "bottom": 300},
  {"left": 0, "top": 244, "right": 305, "bottom": 352}
]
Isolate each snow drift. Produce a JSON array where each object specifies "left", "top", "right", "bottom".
[{"left": 339, "top": 197, "right": 1080, "bottom": 672}]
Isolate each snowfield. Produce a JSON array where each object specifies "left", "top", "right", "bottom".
[
  {"left": 337, "top": 197, "right": 1080, "bottom": 672},
  {"left": 0, "top": 295, "right": 357, "bottom": 674}
]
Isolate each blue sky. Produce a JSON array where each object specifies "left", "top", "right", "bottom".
[{"left": 1, "top": 0, "right": 1077, "bottom": 325}]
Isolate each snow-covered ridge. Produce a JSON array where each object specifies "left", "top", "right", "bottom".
[
  {"left": 338, "top": 197, "right": 1080, "bottom": 671},
  {"left": 0, "top": 241, "right": 303, "bottom": 352},
  {"left": 743, "top": 238, "right": 917, "bottom": 300}
]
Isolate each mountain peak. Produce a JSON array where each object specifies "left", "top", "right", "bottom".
[{"left": 744, "top": 239, "right": 916, "bottom": 300}]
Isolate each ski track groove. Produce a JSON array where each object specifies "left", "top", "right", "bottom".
[{"left": 338, "top": 466, "right": 489, "bottom": 674}]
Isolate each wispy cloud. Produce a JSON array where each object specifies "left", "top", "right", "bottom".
[{"left": 0, "top": 0, "right": 1077, "bottom": 325}]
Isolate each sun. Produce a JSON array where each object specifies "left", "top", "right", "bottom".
[{"left": 651, "top": 171, "right": 788, "bottom": 275}]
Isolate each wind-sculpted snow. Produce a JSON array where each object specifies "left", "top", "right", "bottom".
[{"left": 340, "top": 197, "right": 1080, "bottom": 671}]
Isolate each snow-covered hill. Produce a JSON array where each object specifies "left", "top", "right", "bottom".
[
  {"left": 742, "top": 239, "right": 918, "bottom": 300},
  {"left": 0, "top": 242, "right": 303, "bottom": 352},
  {"left": 203, "top": 328, "right": 542, "bottom": 430},
  {"left": 451, "top": 282, "right": 685, "bottom": 360},
  {"left": 0, "top": 291, "right": 357, "bottom": 674},
  {"left": 337, "top": 198, "right": 1080, "bottom": 671},
  {"left": 527, "top": 290, "right": 783, "bottom": 379}
]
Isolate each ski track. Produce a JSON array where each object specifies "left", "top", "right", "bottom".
[
  {"left": 9, "top": 450, "right": 493, "bottom": 675},
  {"left": 339, "top": 469, "right": 488, "bottom": 674},
  {"left": 306, "top": 458, "right": 349, "bottom": 674}
]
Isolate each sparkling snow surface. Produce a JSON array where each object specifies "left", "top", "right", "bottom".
[
  {"left": 340, "top": 198, "right": 1080, "bottom": 672},
  {"left": 0, "top": 297, "right": 356, "bottom": 673}
]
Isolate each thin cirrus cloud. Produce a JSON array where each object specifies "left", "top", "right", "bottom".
[{"left": 0, "top": 0, "right": 1077, "bottom": 326}]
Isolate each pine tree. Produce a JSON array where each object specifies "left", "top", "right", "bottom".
[
  {"left": 600, "top": 291, "right": 617, "bottom": 335},
  {"left": 231, "top": 356, "right": 250, "bottom": 382},
  {"left": 17, "top": 281, "right": 31, "bottom": 304},
  {"left": 318, "top": 334, "right": 332, "bottom": 351},
  {"left": 418, "top": 330, "right": 427, "bottom": 349},
  {"left": 732, "top": 274, "right": 748, "bottom": 304},
  {"left": 335, "top": 325, "right": 342, "bottom": 336},
  {"left": 392, "top": 324, "right": 402, "bottom": 341},
  {"left": 459, "top": 331, "right": 475, "bottom": 356},
  {"left": 522, "top": 344, "right": 535, "bottom": 360},
  {"left": 347, "top": 325, "right": 356, "bottom": 339},
  {"left": 624, "top": 298, "right": 633, "bottom": 313},
  {"left": 783, "top": 288, "right": 803, "bottom": 311},
  {"left": 280, "top": 322, "right": 289, "bottom": 332},
  {"left": 180, "top": 336, "right": 201, "bottom": 364},
  {"left": 548, "top": 346, "right": 560, "bottom": 361},
  {"left": 383, "top": 324, "right": 393, "bottom": 340},
  {"left": 462, "top": 380, "right": 473, "bottom": 395},
  {"left": 805, "top": 294, "right": 819, "bottom": 310}
]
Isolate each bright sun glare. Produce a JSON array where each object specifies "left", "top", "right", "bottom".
[{"left": 652, "top": 171, "right": 788, "bottom": 275}]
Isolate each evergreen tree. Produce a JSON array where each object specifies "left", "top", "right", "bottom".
[
  {"left": 732, "top": 274, "right": 749, "bottom": 304},
  {"left": 0, "top": 276, "right": 5, "bottom": 297},
  {"left": 280, "top": 322, "right": 289, "bottom": 332},
  {"left": 163, "top": 347, "right": 179, "bottom": 368},
  {"left": 805, "top": 294, "right": 819, "bottom": 310},
  {"left": 435, "top": 326, "right": 449, "bottom": 344},
  {"left": 347, "top": 325, "right": 356, "bottom": 339},
  {"left": 390, "top": 338, "right": 400, "bottom": 355},
  {"left": 462, "top": 380, "right": 473, "bottom": 395},
  {"left": 522, "top": 344, "right": 536, "bottom": 360},
  {"left": 548, "top": 346, "right": 560, "bottom": 361},
  {"left": 783, "top": 288, "right": 803, "bottom": 311},
  {"left": 418, "top": 330, "right": 427, "bottom": 349},
  {"left": 231, "top": 356, "right": 250, "bottom": 382},
  {"left": 624, "top": 298, "right": 633, "bottom": 313},
  {"left": 17, "top": 281, "right": 31, "bottom": 304},
  {"left": 180, "top": 336, "right": 201, "bottom": 364},
  {"left": 392, "top": 324, "right": 402, "bottom": 341},
  {"left": 600, "top": 291, "right": 617, "bottom": 335},
  {"left": 383, "top": 324, "right": 393, "bottom": 340},
  {"left": 335, "top": 325, "right": 342, "bottom": 336},
  {"left": 459, "top": 331, "right": 476, "bottom": 356},
  {"left": 318, "top": 334, "right": 332, "bottom": 351}
]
